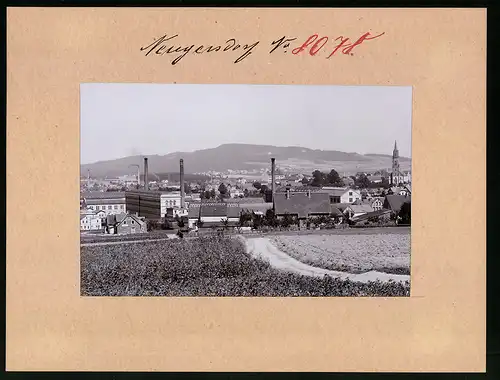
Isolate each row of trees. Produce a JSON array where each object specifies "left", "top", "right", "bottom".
[{"left": 306, "top": 169, "right": 391, "bottom": 190}]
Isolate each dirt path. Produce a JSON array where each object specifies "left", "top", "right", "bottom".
[{"left": 244, "top": 237, "right": 410, "bottom": 284}]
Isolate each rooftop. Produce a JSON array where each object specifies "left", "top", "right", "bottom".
[
  {"left": 81, "top": 191, "right": 126, "bottom": 200},
  {"left": 383, "top": 195, "right": 411, "bottom": 212},
  {"left": 274, "top": 192, "right": 331, "bottom": 218}
]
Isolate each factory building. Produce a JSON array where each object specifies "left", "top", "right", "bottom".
[
  {"left": 187, "top": 200, "right": 273, "bottom": 229},
  {"left": 81, "top": 191, "right": 126, "bottom": 215},
  {"left": 125, "top": 157, "right": 190, "bottom": 220}
]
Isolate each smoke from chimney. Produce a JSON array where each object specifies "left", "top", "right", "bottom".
[
  {"left": 180, "top": 159, "right": 185, "bottom": 208},
  {"left": 271, "top": 158, "right": 276, "bottom": 202},
  {"left": 144, "top": 157, "right": 149, "bottom": 191}
]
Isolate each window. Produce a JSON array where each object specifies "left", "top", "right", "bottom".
[
  {"left": 121, "top": 205, "right": 125, "bottom": 209},
  {"left": 108, "top": 205, "right": 112, "bottom": 210},
  {"left": 173, "top": 200, "right": 176, "bottom": 206},
  {"left": 114, "top": 205, "right": 118, "bottom": 210},
  {"left": 349, "top": 198, "right": 353, "bottom": 203},
  {"left": 131, "top": 220, "right": 135, "bottom": 225},
  {"left": 349, "top": 192, "right": 353, "bottom": 196}
]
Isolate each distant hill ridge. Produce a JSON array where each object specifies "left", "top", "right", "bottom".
[{"left": 81, "top": 143, "right": 411, "bottom": 178}]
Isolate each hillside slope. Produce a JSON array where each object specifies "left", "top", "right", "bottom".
[{"left": 81, "top": 143, "right": 411, "bottom": 177}]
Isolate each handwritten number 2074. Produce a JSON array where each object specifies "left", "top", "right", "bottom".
[{"left": 292, "top": 32, "right": 385, "bottom": 58}]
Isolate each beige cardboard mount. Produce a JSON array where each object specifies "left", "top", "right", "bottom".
[{"left": 6, "top": 8, "right": 486, "bottom": 372}]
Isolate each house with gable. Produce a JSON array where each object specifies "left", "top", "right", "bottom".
[
  {"left": 342, "top": 204, "right": 375, "bottom": 219},
  {"left": 80, "top": 209, "right": 107, "bottom": 231},
  {"left": 370, "top": 197, "right": 385, "bottom": 211},
  {"left": 322, "top": 187, "right": 362, "bottom": 204},
  {"left": 383, "top": 195, "right": 411, "bottom": 214},
  {"left": 104, "top": 213, "right": 147, "bottom": 235},
  {"left": 274, "top": 190, "right": 331, "bottom": 229}
]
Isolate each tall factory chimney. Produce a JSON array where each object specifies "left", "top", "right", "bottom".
[
  {"left": 144, "top": 157, "right": 149, "bottom": 191},
  {"left": 180, "top": 159, "right": 185, "bottom": 208},
  {"left": 271, "top": 158, "right": 276, "bottom": 202}
]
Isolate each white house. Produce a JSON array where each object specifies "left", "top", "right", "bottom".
[
  {"left": 370, "top": 197, "right": 384, "bottom": 211},
  {"left": 322, "top": 187, "right": 362, "bottom": 204},
  {"left": 80, "top": 210, "right": 106, "bottom": 231},
  {"left": 81, "top": 191, "right": 127, "bottom": 216},
  {"left": 230, "top": 188, "right": 244, "bottom": 198}
]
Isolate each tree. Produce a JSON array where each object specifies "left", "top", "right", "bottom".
[
  {"left": 253, "top": 181, "right": 262, "bottom": 190},
  {"left": 221, "top": 218, "right": 229, "bottom": 230},
  {"left": 311, "top": 170, "right": 326, "bottom": 187},
  {"left": 355, "top": 174, "right": 371, "bottom": 189},
  {"left": 264, "top": 208, "right": 278, "bottom": 227},
  {"left": 326, "top": 169, "right": 343, "bottom": 186},
  {"left": 239, "top": 210, "right": 253, "bottom": 227},
  {"left": 301, "top": 177, "right": 310, "bottom": 185},
  {"left": 209, "top": 189, "right": 216, "bottom": 199},
  {"left": 218, "top": 183, "right": 228, "bottom": 196},
  {"left": 252, "top": 212, "right": 263, "bottom": 229},
  {"left": 260, "top": 184, "right": 269, "bottom": 194},
  {"left": 177, "top": 216, "right": 185, "bottom": 228},
  {"left": 381, "top": 177, "right": 390, "bottom": 189},
  {"left": 146, "top": 219, "right": 160, "bottom": 231},
  {"left": 243, "top": 188, "right": 249, "bottom": 197},
  {"left": 398, "top": 202, "right": 411, "bottom": 224},
  {"left": 280, "top": 212, "right": 293, "bottom": 228},
  {"left": 183, "top": 183, "right": 191, "bottom": 194}
]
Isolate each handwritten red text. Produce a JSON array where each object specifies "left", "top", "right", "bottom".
[{"left": 292, "top": 32, "right": 385, "bottom": 58}]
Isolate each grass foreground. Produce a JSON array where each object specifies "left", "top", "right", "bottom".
[{"left": 81, "top": 236, "right": 410, "bottom": 297}]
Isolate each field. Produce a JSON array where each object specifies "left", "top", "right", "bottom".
[
  {"left": 81, "top": 236, "right": 410, "bottom": 296},
  {"left": 269, "top": 232, "right": 410, "bottom": 275}
]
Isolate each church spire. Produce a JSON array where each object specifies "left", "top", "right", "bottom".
[{"left": 392, "top": 141, "right": 400, "bottom": 186}]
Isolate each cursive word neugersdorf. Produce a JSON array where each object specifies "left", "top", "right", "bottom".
[
  {"left": 140, "top": 34, "right": 260, "bottom": 65},
  {"left": 140, "top": 31, "right": 386, "bottom": 65}
]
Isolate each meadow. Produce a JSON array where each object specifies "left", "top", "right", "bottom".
[
  {"left": 81, "top": 236, "right": 410, "bottom": 297},
  {"left": 269, "top": 233, "right": 410, "bottom": 275}
]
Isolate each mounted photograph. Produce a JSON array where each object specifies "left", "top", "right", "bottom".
[{"left": 80, "top": 84, "right": 412, "bottom": 297}]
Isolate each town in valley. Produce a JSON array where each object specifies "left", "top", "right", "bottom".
[
  {"left": 80, "top": 141, "right": 411, "bottom": 236},
  {"left": 80, "top": 83, "right": 412, "bottom": 297}
]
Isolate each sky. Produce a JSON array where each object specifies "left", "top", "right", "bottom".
[{"left": 80, "top": 84, "right": 412, "bottom": 164}]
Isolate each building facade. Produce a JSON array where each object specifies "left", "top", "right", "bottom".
[
  {"left": 125, "top": 190, "right": 191, "bottom": 220},
  {"left": 322, "top": 187, "right": 362, "bottom": 204},
  {"left": 81, "top": 191, "right": 127, "bottom": 215},
  {"left": 104, "top": 213, "right": 147, "bottom": 234},
  {"left": 80, "top": 209, "right": 107, "bottom": 231}
]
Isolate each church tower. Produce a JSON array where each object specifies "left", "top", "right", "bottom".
[{"left": 392, "top": 140, "right": 400, "bottom": 186}]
